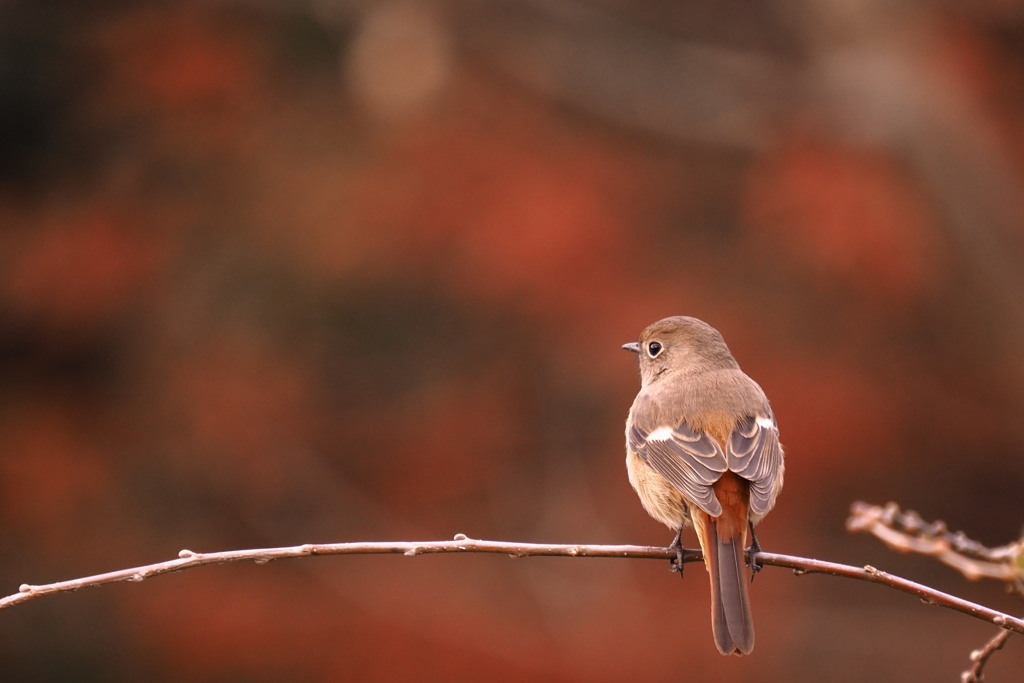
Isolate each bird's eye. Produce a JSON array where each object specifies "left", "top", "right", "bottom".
[{"left": 646, "top": 341, "right": 663, "bottom": 358}]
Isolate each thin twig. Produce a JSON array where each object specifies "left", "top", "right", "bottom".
[
  {"left": 0, "top": 536, "right": 675, "bottom": 611},
  {"left": 756, "top": 551, "right": 1024, "bottom": 634},
  {"left": 3, "top": 534, "right": 1024, "bottom": 635},
  {"left": 849, "top": 501, "right": 1022, "bottom": 675},
  {"left": 847, "top": 501, "right": 1023, "bottom": 582},
  {"left": 961, "top": 628, "right": 1013, "bottom": 683}
]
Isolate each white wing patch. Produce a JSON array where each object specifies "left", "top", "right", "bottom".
[
  {"left": 646, "top": 426, "right": 675, "bottom": 441},
  {"left": 755, "top": 415, "right": 775, "bottom": 430}
]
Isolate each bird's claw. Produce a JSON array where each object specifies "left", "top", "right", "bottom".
[
  {"left": 747, "top": 520, "right": 763, "bottom": 581},
  {"left": 669, "top": 528, "right": 686, "bottom": 578}
]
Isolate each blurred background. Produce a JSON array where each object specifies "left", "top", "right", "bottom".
[{"left": 2, "top": 0, "right": 1024, "bottom": 680}]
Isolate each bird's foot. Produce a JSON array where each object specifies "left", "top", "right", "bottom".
[
  {"left": 747, "top": 521, "right": 763, "bottom": 581},
  {"left": 669, "top": 528, "right": 686, "bottom": 578}
]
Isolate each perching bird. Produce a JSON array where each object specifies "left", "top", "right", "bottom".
[{"left": 623, "top": 316, "right": 784, "bottom": 655}]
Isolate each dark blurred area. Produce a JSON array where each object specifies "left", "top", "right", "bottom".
[{"left": 2, "top": 0, "right": 1024, "bottom": 680}]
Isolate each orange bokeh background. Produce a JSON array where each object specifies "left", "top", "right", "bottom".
[{"left": 2, "top": 2, "right": 1024, "bottom": 681}]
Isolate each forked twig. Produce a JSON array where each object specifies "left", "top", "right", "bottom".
[
  {"left": 848, "top": 501, "right": 1022, "bottom": 677},
  {"left": 961, "top": 628, "right": 1012, "bottom": 683},
  {"left": 847, "top": 501, "right": 1023, "bottom": 585}
]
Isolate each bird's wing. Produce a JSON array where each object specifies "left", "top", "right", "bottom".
[
  {"left": 628, "top": 419, "right": 728, "bottom": 517},
  {"left": 726, "top": 413, "right": 784, "bottom": 517}
]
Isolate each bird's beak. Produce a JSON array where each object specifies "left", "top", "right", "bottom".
[{"left": 621, "top": 342, "right": 641, "bottom": 354}]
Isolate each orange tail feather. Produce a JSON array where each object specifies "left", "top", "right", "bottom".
[{"left": 695, "top": 474, "right": 754, "bottom": 655}]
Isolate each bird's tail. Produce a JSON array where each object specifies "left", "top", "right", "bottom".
[{"left": 704, "top": 517, "right": 754, "bottom": 655}]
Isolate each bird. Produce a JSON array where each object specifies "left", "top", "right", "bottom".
[{"left": 622, "top": 316, "right": 784, "bottom": 655}]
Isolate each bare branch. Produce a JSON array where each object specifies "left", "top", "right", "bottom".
[
  {"left": 0, "top": 535, "right": 676, "bottom": 611},
  {"left": 756, "top": 551, "right": 1024, "bottom": 634},
  {"left": 847, "top": 501, "right": 1024, "bottom": 584},
  {"left": 849, "top": 501, "right": 1022, "bottom": 673},
  {"left": 3, "top": 533, "right": 1024, "bottom": 636},
  {"left": 961, "top": 628, "right": 1013, "bottom": 683}
]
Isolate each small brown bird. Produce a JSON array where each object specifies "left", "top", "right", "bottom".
[{"left": 623, "top": 316, "right": 784, "bottom": 655}]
